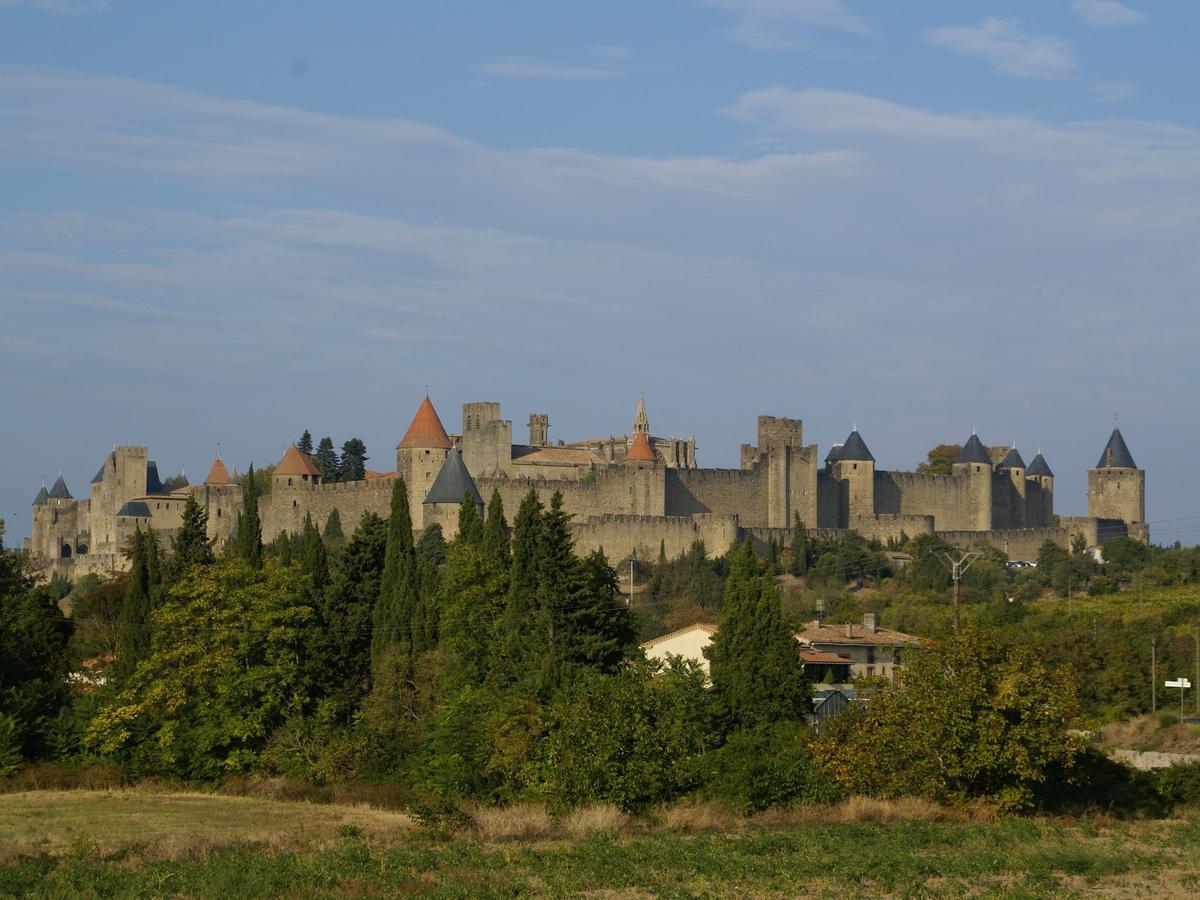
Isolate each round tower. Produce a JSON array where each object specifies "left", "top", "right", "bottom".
[
  {"left": 952, "top": 433, "right": 993, "bottom": 531},
  {"left": 396, "top": 394, "right": 453, "bottom": 529},
  {"left": 832, "top": 429, "right": 875, "bottom": 526},
  {"left": 1026, "top": 451, "right": 1055, "bottom": 527},
  {"left": 1087, "top": 427, "right": 1144, "bottom": 525}
]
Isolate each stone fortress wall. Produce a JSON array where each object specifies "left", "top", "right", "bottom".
[{"left": 27, "top": 395, "right": 1149, "bottom": 579}]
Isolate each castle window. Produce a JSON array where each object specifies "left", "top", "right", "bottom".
[
  {"left": 853, "top": 463, "right": 857, "bottom": 470},
  {"left": 288, "top": 478, "right": 293, "bottom": 487},
  {"left": 216, "top": 509, "right": 221, "bottom": 517},
  {"left": 293, "top": 500, "right": 297, "bottom": 508}
]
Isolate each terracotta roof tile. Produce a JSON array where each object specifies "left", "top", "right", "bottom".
[
  {"left": 204, "top": 457, "right": 233, "bottom": 485},
  {"left": 398, "top": 396, "right": 453, "bottom": 450},
  {"left": 275, "top": 444, "right": 321, "bottom": 477},
  {"left": 512, "top": 445, "right": 606, "bottom": 466},
  {"left": 626, "top": 430, "right": 657, "bottom": 462}
]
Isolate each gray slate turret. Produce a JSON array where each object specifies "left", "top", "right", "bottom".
[
  {"left": 839, "top": 430, "right": 875, "bottom": 462},
  {"left": 424, "top": 448, "right": 482, "bottom": 506},
  {"left": 1097, "top": 429, "right": 1137, "bottom": 469},
  {"left": 1027, "top": 453, "right": 1053, "bottom": 478},
  {"left": 33, "top": 485, "right": 48, "bottom": 506},
  {"left": 48, "top": 475, "right": 72, "bottom": 500},
  {"left": 998, "top": 447, "right": 1026, "bottom": 470},
  {"left": 955, "top": 434, "right": 992, "bottom": 465}
]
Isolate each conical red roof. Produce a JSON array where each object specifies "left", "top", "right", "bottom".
[
  {"left": 398, "top": 396, "right": 453, "bottom": 450},
  {"left": 204, "top": 457, "right": 232, "bottom": 485},
  {"left": 626, "top": 431, "right": 657, "bottom": 462},
  {"left": 275, "top": 444, "right": 321, "bottom": 477}
]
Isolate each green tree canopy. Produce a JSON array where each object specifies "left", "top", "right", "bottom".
[
  {"left": 316, "top": 437, "right": 340, "bottom": 483},
  {"left": 339, "top": 438, "right": 368, "bottom": 482},
  {"left": 916, "top": 444, "right": 962, "bottom": 475},
  {"left": 169, "top": 494, "right": 214, "bottom": 581}
]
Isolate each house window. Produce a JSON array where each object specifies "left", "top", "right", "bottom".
[{"left": 866, "top": 666, "right": 875, "bottom": 677}]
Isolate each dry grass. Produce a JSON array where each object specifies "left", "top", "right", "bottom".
[
  {"left": 1099, "top": 713, "right": 1200, "bottom": 754},
  {"left": 0, "top": 789, "right": 416, "bottom": 863},
  {"left": 468, "top": 803, "right": 556, "bottom": 842},
  {"left": 561, "top": 804, "right": 630, "bottom": 838}
]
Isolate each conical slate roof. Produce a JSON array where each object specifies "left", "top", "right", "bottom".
[
  {"left": 839, "top": 430, "right": 874, "bottom": 462},
  {"left": 1027, "top": 453, "right": 1054, "bottom": 478},
  {"left": 275, "top": 444, "right": 321, "bottom": 477},
  {"left": 48, "top": 475, "right": 72, "bottom": 500},
  {"left": 145, "top": 461, "right": 165, "bottom": 495},
  {"left": 1097, "top": 428, "right": 1137, "bottom": 469},
  {"left": 398, "top": 396, "right": 453, "bottom": 450},
  {"left": 424, "top": 448, "right": 482, "bottom": 505},
  {"left": 825, "top": 444, "right": 844, "bottom": 464},
  {"left": 33, "top": 485, "right": 48, "bottom": 505},
  {"left": 204, "top": 457, "right": 233, "bottom": 485},
  {"left": 998, "top": 447, "right": 1026, "bottom": 470},
  {"left": 91, "top": 463, "right": 106, "bottom": 485},
  {"left": 626, "top": 430, "right": 658, "bottom": 462},
  {"left": 955, "top": 434, "right": 992, "bottom": 465}
]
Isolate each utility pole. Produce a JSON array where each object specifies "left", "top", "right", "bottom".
[
  {"left": 1195, "top": 628, "right": 1199, "bottom": 715},
  {"left": 936, "top": 549, "right": 980, "bottom": 631},
  {"left": 1152, "top": 637, "right": 1158, "bottom": 714},
  {"left": 627, "top": 557, "right": 635, "bottom": 607}
]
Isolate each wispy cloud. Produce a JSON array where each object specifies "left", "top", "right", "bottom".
[
  {"left": 1071, "top": 0, "right": 1146, "bottom": 28},
  {"left": 0, "top": 0, "right": 106, "bottom": 12},
  {"left": 1091, "top": 81, "right": 1136, "bottom": 104},
  {"left": 476, "top": 57, "right": 623, "bottom": 81},
  {"left": 925, "top": 18, "right": 1075, "bottom": 79},
  {"left": 700, "top": 0, "right": 872, "bottom": 50}
]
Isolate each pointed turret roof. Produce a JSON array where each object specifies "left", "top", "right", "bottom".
[
  {"left": 1097, "top": 428, "right": 1137, "bottom": 469},
  {"left": 825, "top": 444, "right": 844, "bottom": 464},
  {"left": 626, "top": 430, "right": 658, "bottom": 462},
  {"left": 955, "top": 433, "right": 992, "bottom": 465},
  {"left": 48, "top": 474, "right": 72, "bottom": 500},
  {"left": 424, "top": 448, "right": 482, "bottom": 505},
  {"left": 145, "top": 461, "right": 165, "bottom": 495},
  {"left": 1027, "top": 453, "right": 1053, "bottom": 478},
  {"left": 275, "top": 444, "right": 321, "bottom": 477},
  {"left": 839, "top": 430, "right": 874, "bottom": 462},
  {"left": 998, "top": 447, "right": 1026, "bottom": 470},
  {"left": 204, "top": 456, "right": 233, "bottom": 485},
  {"left": 91, "top": 462, "right": 106, "bottom": 484},
  {"left": 632, "top": 394, "right": 650, "bottom": 435},
  {"left": 33, "top": 485, "right": 48, "bottom": 505},
  {"left": 398, "top": 395, "right": 453, "bottom": 450}
]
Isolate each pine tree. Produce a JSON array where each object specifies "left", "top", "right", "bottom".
[
  {"left": 297, "top": 430, "right": 314, "bottom": 457},
  {"left": 339, "top": 438, "right": 368, "bottom": 482},
  {"left": 457, "top": 493, "right": 484, "bottom": 546},
  {"left": 115, "top": 528, "right": 153, "bottom": 682},
  {"left": 371, "top": 476, "right": 419, "bottom": 671},
  {"left": 482, "top": 489, "right": 510, "bottom": 570},
  {"left": 235, "top": 466, "right": 263, "bottom": 568},
  {"left": 706, "top": 540, "right": 809, "bottom": 731},
  {"left": 169, "top": 495, "right": 213, "bottom": 581},
  {"left": 323, "top": 508, "right": 345, "bottom": 548},
  {"left": 316, "top": 437, "right": 340, "bottom": 483}
]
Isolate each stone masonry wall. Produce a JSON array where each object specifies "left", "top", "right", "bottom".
[
  {"left": 665, "top": 466, "right": 767, "bottom": 525},
  {"left": 875, "top": 471, "right": 977, "bottom": 531},
  {"left": 572, "top": 514, "right": 740, "bottom": 563}
]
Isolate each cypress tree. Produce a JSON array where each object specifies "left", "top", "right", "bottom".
[
  {"left": 301, "top": 513, "right": 329, "bottom": 593},
  {"left": 316, "top": 437, "right": 340, "bottom": 483},
  {"left": 297, "top": 430, "right": 314, "bottom": 457},
  {"left": 236, "top": 466, "right": 263, "bottom": 568},
  {"left": 413, "top": 523, "right": 446, "bottom": 650},
  {"left": 457, "top": 492, "right": 484, "bottom": 546},
  {"left": 371, "top": 476, "right": 418, "bottom": 670},
  {"left": 115, "top": 528, "right": 153, "bottom": 681},
  {"left": 278, "top": 531, "right": 294, "bottom": 566},
  {"left": 490, "top": 488, "right": 542, "bottom": 687},
  {"left": 790, "top": 513, "right": 809, "bottom": 577},
  {"left": 706, "top": 540, "right": 809, "bottom": 731},
  {"left": 482, "top": 489, "right": 510, "bottom": 570},
  {"left": 169, "top": 495, "right": 213, "bottom": 582},
  {"left": 323, "top": 508, "right": 345, "bottom": 547}
]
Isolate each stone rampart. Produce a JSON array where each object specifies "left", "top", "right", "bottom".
[
  {"left": 876, "top": 471, "right": 976, "bottom": 531},
  {"left": 572, "top": 513, "right": 739, "bottom": 563},
  {"left": 665, "top": 467, "right": 766, "bottom": 525}
]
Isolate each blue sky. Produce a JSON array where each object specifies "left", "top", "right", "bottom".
[{"left": 2, "top": 0, "right": 1198, "bottom": 545}]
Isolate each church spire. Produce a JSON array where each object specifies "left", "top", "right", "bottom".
[{"left": 632, "top": 394, "right": 649, "bottom": 435}]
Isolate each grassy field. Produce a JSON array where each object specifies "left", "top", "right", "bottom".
[{"left": 2, "top": 791, "right": 1200, "bottom": 897}]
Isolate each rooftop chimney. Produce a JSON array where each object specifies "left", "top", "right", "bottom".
[
  {"left": 845, "top": 623, "right": 853, "bottom": 638},
  {"left": 863, "top": 612, "right": 877, "bottom": 634}
]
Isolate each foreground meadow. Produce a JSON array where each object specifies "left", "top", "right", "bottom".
[{"left": 1, "top": 790, "right": 1199, "bottom": 898}]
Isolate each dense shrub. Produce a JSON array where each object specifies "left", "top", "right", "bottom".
[
  {"left": 1156, "top": 761, "right": 1200, "bottom": 807},
  {"left": 690, "top": 723, "right": 840, "bottom": 813}
]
